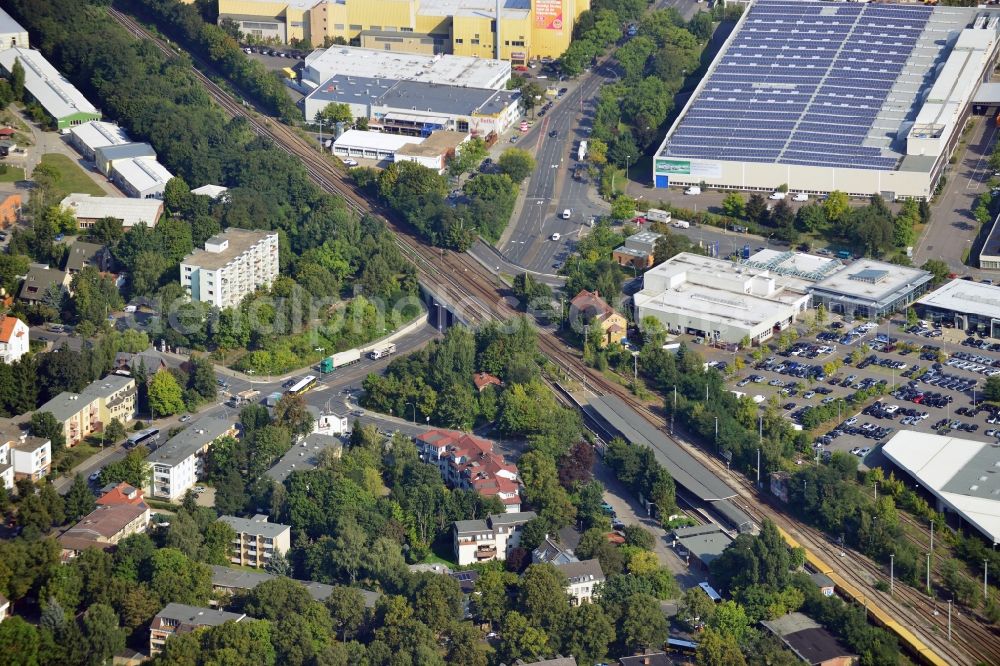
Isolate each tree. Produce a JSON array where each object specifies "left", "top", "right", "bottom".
[
  {"left": 30, "top": 411, "right": 65, "bottom": 451},
  {"left": 497, "top": 148, "right": 537, "bottom": 183},
  {"left": 148, "top": 548, "right": 211, "bottom": 606},
  {"left": 10, "top": 58, "right": 24, "bottom": 102},
  {"left": 823, "top": 190, "right": 850, "bottom": 225},
  {"left": 588, "top": 138, "right": 608, "bottom": 166},
  {"left": 148, "top": 370, "right": 185, "bottom": 418},
  {"left": 99, "top": 448, "right": 150, "bottom": 488},
  {"left": 186, "top": 357, "right": 218, "bottom": 402},
  {"left": 722, "top": 192, "right": 745, "bottom": 218},
  {"left": 610, "top": 195, "right": 637, "bottom": 221},
  {"left": 316, "top": 103, "right": 353, "bottom": 125},
  {"left": 560, "top": 602, "right": 614, "bottom": 665},
  {"left": 709, "top": 600, "right": 750, "bottom": 643},
  {"left": 679, "top": 586, "right": 716, "bottom": 630},
  {"left": 696, "top": 627, "right": 747, "bottom": 666},
  {"left": 64, "top": 474, "right": 95, "bottom": 522},
  {"left": 444, "top": 622, "right": 488, "bottom": 666},
  {"left": 325, "top": 586, "right": 367, "bottom": 640},
  {"left": 517, "top": 564, "right": 570, "bottom": 645},
  {"left": 103, "top": 418, "right": 126, "bottom": 447},
  {"left": 83, "top": 603, "right": 126, "bottom": 666},
  {"left": 985, "top": 375, "right": 1000, "bottom": 402},
  {"left": 621, "top": 593, "right": 668, "bottom": 653},
  {"left": 499, "top": 611, "right": 549, "bottom": 663},
  {"left": 745, "top": 193, "right": 768, "bottom": 225},
  {"left": 272, "top": 393, "right": 313, "bottom": 436},
  {"left": 921, "top": 259, "right": 950, "bottom": 287},
  {"left": 0, "top": 616, "right": 39, "bottom": 666}
]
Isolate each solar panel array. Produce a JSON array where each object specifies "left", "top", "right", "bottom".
[{"left": 662, "top": 0, "right": 933, "bottom": 171}]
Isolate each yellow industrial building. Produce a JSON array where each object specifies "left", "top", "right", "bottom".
[{"left": 217, "top": 0, "right": 589, "bottom": 63}]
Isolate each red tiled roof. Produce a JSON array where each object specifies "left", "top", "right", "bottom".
[
  {"left": 570, "top": 289, "right": 615, "bottom": 320},
  {"left": 96, "top": 482, "right": 145, "bottom": 506},
  {"left": 472, "top": 372, "right": 502, "bottom": 391},
  {"left": 0, "top": 316, "right": 24, "bottom": 344}
]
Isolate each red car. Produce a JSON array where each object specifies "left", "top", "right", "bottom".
[{"left": 514, "top": 65, "right": 529, "bottom": 72}]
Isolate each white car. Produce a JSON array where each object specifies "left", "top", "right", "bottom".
[
  {"left": 342, "top": 158, "right": 358, "bottom": 167},
  {"left": 792, "top": 192, "right": 808, "bottom": 202},
  {"left": 551, "top": 233, "right": 561, "bottom": 241},
  {"left": 561, "top": 209, "right": 571, "bottom": 219},
  {"left": 769, "top": 191, "right": 787, "bottom": 200},
  {"left": 684, "top": 186, "right": 701, "bottom": 195}
]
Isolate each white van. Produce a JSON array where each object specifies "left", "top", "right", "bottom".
[
  {"left": 792, "top": 192, "right": 808, "bottom": 202},
  {"left": 561, "top": 209, "right": 571, "bottom": 219},
  {"left": 769, "top": 191, "right": 787, "bottom": 200},
  {"left": 551, "top": 232, "right": 561, "bottom": 241},
  {"left": 684, "top": 186, "right": 701, "bottom": 195}
]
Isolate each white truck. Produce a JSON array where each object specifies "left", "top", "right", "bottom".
[
  {"left": 577, "top": 140, "right": 588, "bottom": 161},
  {"left": 369, "top": 343, "right": 397, "bottom": 360},
  {"left": 672, "top": 219, "right": 690, "bottom": 229},
  {"left": 645, "top": 208, "right": 671, "bottom": 224},
  {"left": 321, "top": 349, "right": 362, "bottom": 372}
]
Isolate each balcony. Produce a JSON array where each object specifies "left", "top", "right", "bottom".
[{"left": 474, "top": 547, "right": 497, "bottom": 560}]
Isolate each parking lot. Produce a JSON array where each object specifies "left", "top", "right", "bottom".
[{"left": 708, "top": 319, "right": 1000, "bottom": 468}]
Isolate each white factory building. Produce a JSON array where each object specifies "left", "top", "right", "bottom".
[
  {"left": 0, "top": 7, "right": 29, "bottom": 49},
  {"left": 0, "top": 47, "right": 100, "bottom": 130},
  {"left": 652, "top": 0, "right": 1000, "bottom": 200},
  {"left": 883, "top": 431, "right": 1000, "bottom": 545},
  {"left": 180, "top": 229, "right": 279, "bottom": 309},
  {"left": 110, "top": 157, "right": 174, "bottom": 200},
  {"left": 303, "top": 46, "right": 510, "bottom": 90},
  {"left": 634, "top": 252, "right": 816, "bottom": 346},
  {"left": 60, "top": 194, "right": 164, "bottom": 230},
  {"left": 68, "top": 121, "right": 130, "bottom": 162},
  {"left": 333, "top": 128, "right": 469, "bottom": 172}
]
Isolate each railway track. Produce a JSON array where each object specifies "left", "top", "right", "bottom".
[{"left": 106, "top": 8, "right": 1000, "bottom": 663}]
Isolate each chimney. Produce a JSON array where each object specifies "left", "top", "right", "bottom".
[{"left": 495, "top": 0, "right": 502, "bottom": 60}]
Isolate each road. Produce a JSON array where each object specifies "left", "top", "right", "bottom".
[
  {"left": 498, "top": 0, "right": 704, "bottom": 274},
  {"left": 913, "top": 114, "right": 997, "bottom": 273}
]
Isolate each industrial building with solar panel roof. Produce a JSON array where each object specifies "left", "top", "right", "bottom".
[{"left": 652, "top": 0, "right": 1000, "bottom": 200}]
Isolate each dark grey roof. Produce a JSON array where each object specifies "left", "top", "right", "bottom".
[
  {"left": 265, "top": 432, "right": 343, "bottom": 483},
  {"left": 18, "top": 265, "right": 66, "bottom": 301},
  {"left": 554, "top": 559, "right": 605, "bottom": 585},
  {"left": 146, "top": 417, "right": 234, "bottom": 465},
  {"left": 488, "top": 511, "right": 536, "bottom": 526},
  {"left": 585, "top": 395, "right": 736, "bottom": 502},
  {"left": 980, "top": 212, "right": 1000, "bottom": 261},
  {"left": 674, "top": 524, "right": 733, "bottom": 566},
  {"left": 96, "top": 142, "right": 155, "bottom": 162},
  {"left": 209, "top": 565, "right": 380, "bottom": 607},
  {"left": 218, "top": 514, "right": 289, "bottom": 540},
  {"left": 709, "top": 499, "right": 754, "bottom": 533},
  {"left": 308, "top": 75, "right": 519, "bottom": 117},
  {"left": 762, "top": 612, "right": 855, "bottom": 665},
  {"left": 619, "top": 654, "right": 672, "bottom": 666},
  {"left": 454, "top": 519, "right": 488, "bottom": 535},
  {"left": 809, "top": 572, "right": 835, "bottom": 588},
  {"left": 154, "top": 603, "right": 244, "bottom": 628},
  {"left": 64, "top": 241, "right": 106, "bottom": 273}
]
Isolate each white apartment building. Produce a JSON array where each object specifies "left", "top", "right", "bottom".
[
  {"left": 146, "top": 418, "right": 237, "bottom": 501},
  {"left": 180, "top": 229, "right": 279, "bottom": 309},
  {"left": 36, "top": 375, "right": 137, "bottom": 448},
  {"left": 452, "top": 511, "right": 536, "bottom": 566},
  {"left": 555, "top": 559, "right": 605, "bottom": 606},
  {"left": 0, "top": 439, "right": 14, "bottom": 490},
  {"left": 0, "top": 315, "right": 28, "bottom": 364},
  {"left": 218, "top": 514, "right": 291, "bottom": 568}
]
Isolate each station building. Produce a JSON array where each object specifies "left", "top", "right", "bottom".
[
  {"left": 217, "top": 0, "right": 589, "bottom": 65},
  {"left": 652, "top": 0, "right": 1000, "bottom": 200}
]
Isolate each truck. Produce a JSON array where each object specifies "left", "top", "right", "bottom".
[
  {"left": 645, "top": 208, "right": 671, "bottom": 224},
  {"left": 672, "top": 219, "right": 690, "bottom": 229},
  {"left": 369, "top": 343, "right": 396, "bottom": 360},
  {"left": 228, "top": 389, "right": 260, "bottom": 407},
  {"left": 577, "top": 140, "right": 588, "bottom": 161},
  {"left": 320, "top": 348, "right": 362, "bottom": 373}
]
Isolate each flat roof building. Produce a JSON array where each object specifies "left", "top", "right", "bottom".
[
  {"left": 209, "top": 565, "right": 381, "bottom": 606},
  {"left": 0, "top": 8, "right": 28, "bottom": 49},
  {"left": 762, "top": 612, "right": 856, "bottom": 666},
  {"left": 651, "top": 0, "right": 997, "bottom": 200},
  {"left": 809, "top": 259, "right": 932, "bottom": 320},
  {"left": 0, "top": 47, "right": 100, "bottom": 129},
  {"left": 150, "top": 604, "right": 246, "bottom": 656},
  {"left": 303, "top": 46, "right": 510, "bottom": 90},
  {"left": 68, "top": 121, "right": 130, "bottom": 162},
  {"left": 394, "top": 130, "right": 470, "bottom": 173},
  {"left": 266, "top": 432, "right": 342, "bottom": 484},
  {"left": 634, "top": 252, "right": 813, "bottom": 345},
  {"left": 218, "top": 514, "right": 291, "bottom": 568},
  {"left": 916, "top": 278, "right": 1000, "bottom": 336},
  {"left": 190, "top": 184, "right": 228, "bottom": 200},
  {"left": 883, "top": 430, "right": 1000, "bottom": 544},
  {"left": 110, "top": 156, "right": 174, "bottom": 200},
  {"left": 333, "top": 129, "right": 423, "bottom": 163},
  {"left": 304, "top": 75, "right": 521, "bottom": 138},
  {"left": 96, "top": 142, "right": 156, "bottom": 177},
  {"left": 671, "top": 524, "right": 734, "bottom": 570},
  {"left": 180, "top": 229, "right": 279, "bottom": 309},
  {"left": 146, "top": 417, "right": 237, "bottom": 501},
  {"left": 979, "top": 211, "right": 1000, "bottom": 270},
  {"left": 60, "top": 193, "right": 163, "bottom": 230}
]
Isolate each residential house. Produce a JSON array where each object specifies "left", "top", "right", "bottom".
[
  {"left": 18, "top": 265, "right": 69, "bottom": 305},
  {"left": 36, "top": 375, "right": 137, "bottom": 448},
  {"left": 149, "top": 604, "right": 246, "bottom": 656},
  {"left": 113, "top": 350, "right": 167, "bottom": 375},
  {"left": 58, "top": 503, "right": 150, "bottom": 560},
  {"left": 0, "top": 193, "right": 20, "bottom": 227},
  {"left": 64, "top": 241, "right": 111, "bottom": 276},
  {"left": 514, "top": 658, "right": 579, "bottom": 666},
  {"left": 0, "top": 421, "right": 51, "bottom": 481},
  {"left": 417, "top": 429, "right": 521, "bottom": 511},
  {"left": 555, "top": 559, "right": 605, "bottom": 606},
  {"left": 532, "top": 536, "right": 578, "bottom": 566},
  {"left": 618, "top": 654, "right": 673, "bottom": 666},
  {"left": 0, "top": 593, "right": 8, "bottom": 622},
  {"left": 613, "top": 231, "right": 663, "bottom": 270},
  {"left": 0, "top": 438, "right": 13, "bottom": 490},
  {"left": 452, "top": 511, "right": 536, "bottom": 566},
  {"left": 218, "top": 514, "right": 291, "bottom": 569},
  {"left": 96, "top": 482, "right": 145, "bottom": 507},
  {"left": 569, "top": 289, "right": 628, "bottom": 347},
  {"left": 472, "top": 371, "right": 501, "bottom": 392},
  {"left": 307, "top": 405, "right": 349, "bottom": 436},
  {"left": 208, "top": 565, "right": 380, "bottom": 608},
  {"left": 146, "top": 417, "right": 237, "bottom": 501},
  {"left": 762, "top": 612, "right": 857, "bottom": 666},
  {"left": 0, "top": 315, "right": 28, "bottom": 364}
]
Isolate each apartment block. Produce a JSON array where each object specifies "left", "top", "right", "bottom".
[
  {"left": 58, "top": 503, "right": 150, "bottom": 560},
  {"left": 35, "top": 375, "right": 136, "bottom": 448},
  {"left": 180, "top": 229, "right": 279, "bottom": 309},
  {"left": 149, "top": 604, "right": 246, "bottom": 656},
  {"left": 417, "top": 429, "right": 521, "bottom": 511},
  {"left": 146, "top": 418, "right": 237, "bottom": 501},
  {"left": 218, "top": 514, "right": 291, "bottom": 568},
  {"left": 0, "top": 438, "right": 13, "bottom": 490},
  {"left": 452, "top": 511, "right": 536, "bottom": 566}
]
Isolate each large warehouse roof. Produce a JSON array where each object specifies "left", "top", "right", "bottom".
[
  {"left": 0, "top": 47, "right": 97, "bottom": 120},
  {"left": 883, "top": 431, "right": 1000, "bottom": 545},
  {"left": 304, "top": 45, "right": 510, "bottom": 90},
  {"left": 584, "top": 394, "right": 737, "bottom": 502},
  {"left": 333, "top": 129, "right": 422, "bottom": 153},
  {"left": 658, "top": 0, "right": 971, "bottom": 170},
  {"left": 916, "top": 279, "right": 1000, "bottom": 320},
  {"left": 307, "top": 75, "right": 519, "bottom": 118}
]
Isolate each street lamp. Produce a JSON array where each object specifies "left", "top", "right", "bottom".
[
  {"left": 625, "top": 154, "right": 631, "bottom": 184},
  {"left": 406, "top": 402, "right": 417, "bottom": 424}
]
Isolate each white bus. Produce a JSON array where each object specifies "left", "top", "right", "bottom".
[
  {"left": 286, "top": 375, "right": 318, "bottom": 396},
  {"left": 126, "top": 428, "right": 160, "bottom": 449}
]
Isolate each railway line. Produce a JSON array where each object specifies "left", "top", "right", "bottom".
[{"left": 106, "top": 8, "right": 999, "bottom": 663}]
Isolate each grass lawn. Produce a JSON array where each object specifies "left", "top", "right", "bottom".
[
  {"left": 0, "top": 165, "right": 24, "bottom": 182},
  {"left": 54, "top": 442, "right": 102, "bottom": 477},
  {"left": 38, "top": 153, "right": 105, "bottom": 198}
]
